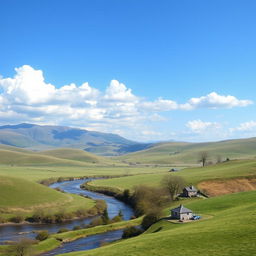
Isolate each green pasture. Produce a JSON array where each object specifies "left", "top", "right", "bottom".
[
  {"left": 115, "top": 137, "right": 256, "bottom": 164},
  {"left": 0, "top": 175, "right": 95, "bottom": 221},
  {"left": 58, "top": 191, "right": 256, "bottom": 256},
  {"left": 0, "top": 164, "right": 167, "bottom": 182},
  {"left": 40, "top": 148, "right": 114, "bottom": 164},
  {"left": 90, "top": 159, "right": 256, "bottom": 190}
]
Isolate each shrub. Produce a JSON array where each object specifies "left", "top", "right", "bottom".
[
  {"left": 30, "top": 210, "right": 45, "bottom": 223},
  {"left": 111, "top": 215, "right": 122, "bottom": 223},
  {"left": 123, "top": 189, "right": 131, "bottom": 203},
  {"left": 131, "top": 185, "right": 167, "bottom": 216},
  {"left": 9, "top": 215, "right": 24, "bottom": 223},
  {"left": 122, "top": 226, "right": 143, "bottom": 239},
  {"left": 76, "top": 208, "right": 88, "bottom": 217},
  {"left": 42, "top": 215, "right": 56, "bottom": 224},
  {"left": 141, "top": 211, "right": 161, "bottom": 230},
  {"left": 95, "top": 200, "right": 107, "bottom": 212},
  {"left": 73, "top": 225, "right": 81, "bottom": 230},
  {"left": 87, "top": 207, "right": 98, "bottom": 215},
  {"left": 89, "top": 217, "right": 103, "bottom": 227},
  {"left": 101, "top": 209, "right": 109, "bottom": 225},
  {"left": 54, "top": 212, "right": 66, "bottom": 223},
  {"left": 7, "top": 238, "right": 36, "bottom": 256},
  {"left": 36, "top": 230, "right": 49, "bottom": 241},
  {"left": 58, "top": 228, "right": 69, "bottom": 233},
  {"left": 57, "top": 177, "right": 65, "bottom": 183}
]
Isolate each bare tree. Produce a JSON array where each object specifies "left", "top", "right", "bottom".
[
  {"left": 199, "top": 151, "right": 209, "bottom": 167},
  {"left": 7, "top": 238, "right": 35, "bottom": 256},
  {"left": 161, "top": 175, "right": 185, "bottom": 200}
]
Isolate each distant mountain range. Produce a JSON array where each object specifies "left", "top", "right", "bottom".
[{"left": 0, "top": 123, "right": 152, "bottom": 156}]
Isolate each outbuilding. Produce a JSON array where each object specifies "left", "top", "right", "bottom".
[
  {"left": 170, "top": 204, "right": 193, "bottom": 221},
  {"left": 182, "top": 185, "right": 198, "bottom": 197},
  {"left": 169, "top": 168, "right": 179, "bottom": 172}
]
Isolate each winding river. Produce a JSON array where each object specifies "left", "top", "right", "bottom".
[{"left": 0, "top": 179, "right": 134, "bottom": 255}]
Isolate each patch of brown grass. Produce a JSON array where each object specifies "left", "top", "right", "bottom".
[{"left": 199, "top": 177, "right": 256, "bottom": 197}]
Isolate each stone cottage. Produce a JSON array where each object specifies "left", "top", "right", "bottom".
[
  {"left": 170, "top": 204, "right": 193, "bottom": 221},
  {"left": 182, "top": 185, "right": 198, "bottom": 197}
]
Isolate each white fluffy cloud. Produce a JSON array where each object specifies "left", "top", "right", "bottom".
[
  {"left": 140, "top": 98, "right": 178, "bottom": 111},
  {"left": 181, "top": 92, "right": 252, "bottom": 110},
  {"left": 0, "top": 65, "right": 253, "bottom": 140},
  {"left": 0, "top": 65, "right": 55, "bottom": 104},
  {"left": 231, "top": 121, "right": 256, "bottom": 132},
  {"left": 104, "top": 80, "right": 137, "bottom": 101},
  {"left": 186, "top": 120, "right": 221, "bottom": 133}
]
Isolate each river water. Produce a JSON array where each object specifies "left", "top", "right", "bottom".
[{"left": 0, "top": 178, "right": 134, "bottom": 254}]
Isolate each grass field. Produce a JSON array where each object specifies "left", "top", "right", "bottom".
[
  {"left": 0, "top": 175, "right": 95, "bottom": 221},
  {"left": 1, "top": 157, "right": 254, "bottom": 221},
  {"left": 40, "top": 148, "right": 114, "bottom": 164},
  {"left": 58, "top": 190, "right": 256, "bottom": 256},
  {"left": 0, "top": 158, "right": 166, "bottom": 221},
  {"left": 0, "top": 164, "right": 167, "bottom": 182},
  {"left": 0, "top": 143, "right": 255, "bottom": 256},
  {"left": 89, "top": 159, "right": 256, "bottom": 192},
  {"left": 0, "top": 147, "right": 117, "bottom": 167},
  {"left": 115, "top": 137, "right": 256, "bottom": 164}
]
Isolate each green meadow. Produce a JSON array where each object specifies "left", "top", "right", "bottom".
[
  {"left": 90, "top": 159, "right": 256, "bottom": 191},
  {"left": 115, "top": 137, "right": 256, "bottom": 164},
  {"left": 0, "top": 146, "right": 114, "bottom": 167},
  {"left": 58, "top": 191, "right": 256, "bottom": 256},
  {"left": 0, "top": 175, "right": 95, "bottom": 221},
  {"left": 0, "top": 144, "right": 255, "bottom": 256},
  {"left": 0, "top": 146, "right": 167, "bottom": 222}
]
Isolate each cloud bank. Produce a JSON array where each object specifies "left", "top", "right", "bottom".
[{"left": 0, "top": 65, "right": 253, "bottom": 140}]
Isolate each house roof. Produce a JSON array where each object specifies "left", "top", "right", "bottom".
[
  {"left": 184, "top": 185, "right": 197, "bottom": 192},
  {"left": 171, "top": 204, "right": 193, "bottom": 214}
]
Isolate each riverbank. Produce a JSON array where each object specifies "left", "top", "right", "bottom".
[
  {"left": 0, "top": 198, "right": 106, "bottom": 228},
  {"left": 0, "top": 177, "right": 137, "bottom": 255},
  {"left": 34, "top": 217, "right": 142, "bottom": 255}
]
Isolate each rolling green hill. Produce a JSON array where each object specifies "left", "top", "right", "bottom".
[
  {"left": 0, "top": 143, "right": 37, "bottom": 153},
  {"left": 0, "top": 149, "right": 96, "bottom": 166},
  {"left": 116, "top": 137, "right": 256, "bottom": 164},
  {"left": 40, "top": 148, "right": 113, "bottom": 164},
  {"left": 0, "top": 176, "right": 95, "bottom": 221},
  {"left": 90, "top": 159, "right": 256, "bottom": 193},
  {"left": 59, "top": 190, "right": 256, "bottom": 256},
  {"left": 0, "top": 176, "right": 69, "bottom": 208},
  {"left": 0, "top": 146, "right": 117, "bottom": 166}
]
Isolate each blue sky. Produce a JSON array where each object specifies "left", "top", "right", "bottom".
[{"left": 0, "top": 0, "right": 256, "bottom": 142}]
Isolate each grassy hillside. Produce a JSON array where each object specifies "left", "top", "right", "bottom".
[
  {"left": 0, "top": 149, "right": 98, "bottom": 166},
  {"left": 59, "top": 191, "right": 256, "bottom": 256},
  {"left": 0, "top": 143, "right": 37, "bottom": 153},
  {"left": 0, "top": 146, "right": 118, "bottom": 166},
  {"left": 116, "top": 137, "right": 256, "bottom": 164},
  {"left": 41, "top": 148, "right": 113, "bottom": 164},
  {"left": 0, "top": 176, "right": 95, "bottom": 221},
  {"left": 90, "top": 159, "right": 256, "bottom": 192}
]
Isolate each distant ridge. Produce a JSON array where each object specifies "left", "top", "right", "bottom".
[
  {"left": 0, "top": 123, "right": 151, "bottom": 156},
  {"left": 115, "top": 137, "right": 256, "bottom": 164}
]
